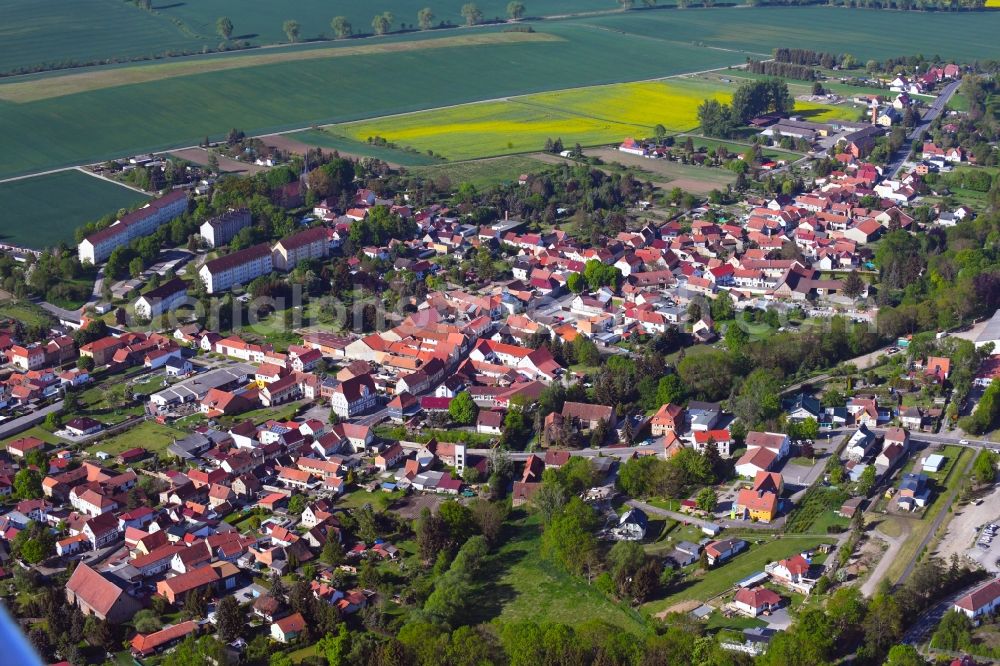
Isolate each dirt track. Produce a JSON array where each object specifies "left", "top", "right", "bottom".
[
  {"left": 258, "top": 134, "right": 404, "bottom": 168},
  {"left": 171, "top": 148, "right": 268, "bottom": 175}
]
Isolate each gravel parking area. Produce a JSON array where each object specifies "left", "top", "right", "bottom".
[{"left": 934, "top": 483, "right": 1000, "bottom": 571}]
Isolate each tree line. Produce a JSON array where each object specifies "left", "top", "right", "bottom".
[
  {"left": 748, "top": 60, "right": 818, "bottom": 81},
  {"left": 773, "top": 47, "right": 848, "bottom": 69}
]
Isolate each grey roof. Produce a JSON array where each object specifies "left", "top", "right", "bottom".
[
  {"left": 976, "top": 309, "right": 1000, "bottom": 344},
  {"left": 151, "top": 364, "right": 252, "bottom": 404}
]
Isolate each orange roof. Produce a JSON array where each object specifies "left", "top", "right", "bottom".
[{"left": 131, "top": 621, "right": 199, "bottom": 656}]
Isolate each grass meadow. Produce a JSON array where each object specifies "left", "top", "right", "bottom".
[
  {"left": 0, "top": 170, "right": 148, "bottom": 249},
  {"left": 468, "top": 511, "right": 651, "bottom": 634}
]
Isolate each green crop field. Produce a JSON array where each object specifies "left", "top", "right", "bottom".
[
  {"left": 576, "top": 7, "right": 1000, "bottom": 63},
  {"left": 2, "top": 8, "right": 999, "bottom": 182},
  {"left": 0, "top": 22, "right": 745, "bottom": 180},
  {"left": 154, "top": 0, "right": 626, "bottom": 45},
  {"left": 0, "top": 170, "right": 148, "bottom": 249},
  {"left": 0, "top": 0, "right": 205, "bottom": 75}
]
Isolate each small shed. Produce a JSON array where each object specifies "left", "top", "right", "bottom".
[{"left": 922, "top": 454, "right": 945, "bottom": 473}]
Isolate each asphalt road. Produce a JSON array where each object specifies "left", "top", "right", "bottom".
[
  {"left": 887, "top": 79, "right": 961, "bottom": 178},
  {"left": 0, "top": 399, "right": 63, "bottom": 440},
  {"left": 903, "top": 579, "right": 984, "bottom": 645}
]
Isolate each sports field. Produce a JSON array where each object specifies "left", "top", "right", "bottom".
[
  {"left": 0, "top": 170, "right": 148, "bottom": 249},
  {"left": 330, "top": 78, "right": 853, "bottom": 161}
]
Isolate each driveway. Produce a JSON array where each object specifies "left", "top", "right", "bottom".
[{"left": 763, "top": 607, "right": 793, "bottom": 631}]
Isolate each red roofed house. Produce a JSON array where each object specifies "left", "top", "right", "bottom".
[
  {"left": 65, "top": 562, "right": 142, "bottom": 623},
  {"left": 650, "top": 403, "right": 685, "bottom": 436},
  {"left": 954, "top": 578, "right": 1000, "bottom": 619},
  {"left": 924, "top": 356, "right": 951, "bottom": 382},
  {"left": 735, "top": 432, "right": 790, "bottom": 477},
  {"left": 271, "top": 612, "right": 307, "bottom": 643},
  {"left": 733, "top": 586, "right": 782, "bottom": 617},
  {"left": 693, "top": 429, "right": 732, "bottom": 458},
  {"left": 8, "top": 436, "right": 45, "bottom": 458},
  {"left": 768, "top": 553, "right": 811, "bottom": 587},
  {"left": 735, "top": 487, "right": 779, "bottom": 523}
]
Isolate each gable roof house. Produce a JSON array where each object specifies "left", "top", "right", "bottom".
[
  {"left": 735, "top": 432, "right": 790, "bottom": 477},
  {"left": 954, "top": 578, "right": 1000, "bottom": 618},
  {"left": 65, "top": 562, "right": 142, "bottom": 623},
  {"left": 705, "top": 538, "right": 748, "bottom": 566},
  {"left": 331, "top": 374, "right": 378, "bottom": 419},
  {"left": 733, "top": 586, "right": 782, "bottom": 618},
  {"left": 650, "top": 403, "right": 685, "bottom": 436}
]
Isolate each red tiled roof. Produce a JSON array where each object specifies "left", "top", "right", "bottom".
[
  {"left": 65, "top": 562, "right": 127, "bottom": 616},
  {"left": 203, "top": 243, "right": 271, "bottom": 274},
  {"left": 131, "top": 621, "right": 198, "bottom": 656}
]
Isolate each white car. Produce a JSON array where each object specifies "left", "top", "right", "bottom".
[{"left": 959, "top": 439, "right": 969, "bottom": 445}]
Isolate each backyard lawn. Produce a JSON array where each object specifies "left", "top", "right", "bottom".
[
  {"left": 883, "top": 446, "right": 973, "bottom": 585},
  {"left": 468, "top": 512, "right": 651, "bottom": 634},
  {"left": 86, "top": 420, "right": 188, "bottom": 457},
  {"left": 2, "top": 426, "right": 67, "bottom": 448},
  {"left": 644, "top": 535, "right": 835, "bottom": 613}
]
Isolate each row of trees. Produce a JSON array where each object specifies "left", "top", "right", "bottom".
[{"left": 328, "top": 2, "right": 527, "bottom": 40}]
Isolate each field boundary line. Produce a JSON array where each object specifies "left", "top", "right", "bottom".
[{"left": 73, "top": 167, "right": 149, "bottom": 195}]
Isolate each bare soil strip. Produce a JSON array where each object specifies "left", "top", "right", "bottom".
[
  {"left": 170, "top": 148, "right": 268, "bottom": 175},
  {"left": 0, "top": 32, "right": 561, "bottom": 103}
]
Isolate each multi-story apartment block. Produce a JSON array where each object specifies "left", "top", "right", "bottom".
[
  {"left": 199, "top": 208, "right": 252, "bottom": 248},
  {"left": 134, "top": 278, "right": 189, "bottom": 319},
  {"left": 272, "top": 227, "right": 329, "bottom": 271},
  {"left": 198, "top": 243, "right": 273, "bottom": 294},
  {"left": 78, "top": 190, "right": 188, "bottom": 264}
]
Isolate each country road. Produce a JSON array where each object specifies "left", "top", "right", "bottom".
[{"left": 887, "top": 79, "right": 961, "bottom": 178}]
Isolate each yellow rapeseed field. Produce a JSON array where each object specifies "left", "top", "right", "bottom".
[{"left": 334, "top": 78, "right": 852, "bottom": 161}]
